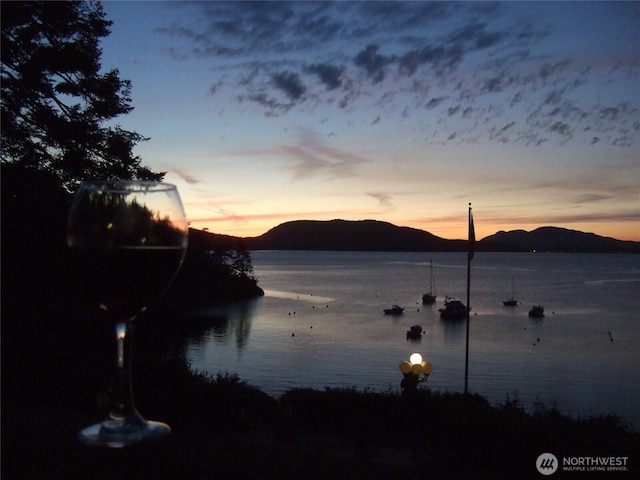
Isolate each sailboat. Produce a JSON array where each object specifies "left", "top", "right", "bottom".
[
  {"left": 422, "top": 258, "right": 437, "bottom": 304},
  {"left": 502, "top": 275, "right": 518, "bottom": 306}
]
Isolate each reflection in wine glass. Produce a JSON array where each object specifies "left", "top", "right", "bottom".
[{"left": 67, "top": 181, "right": 188, "bottom": 447}]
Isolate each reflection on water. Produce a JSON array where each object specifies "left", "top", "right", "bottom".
[
  {"left": 440, "top": 316, "right": 467, "bottom": 344},
  {"left": 262, "top": 289, "right": 335, "bottom": 304},
  {"left": 176, "top": 251, "right": 640, "bottom": 425},
  {"left": 180, "top": 299, "right": 262, "bottom": 349}
]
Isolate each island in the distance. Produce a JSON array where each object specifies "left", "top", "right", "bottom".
[{"left": 196, "top": 219, "right": 640, "bottom": 254}]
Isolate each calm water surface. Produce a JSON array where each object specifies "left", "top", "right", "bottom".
[{"left": 180, "top": 251, "right": 640, "bottom": 426}]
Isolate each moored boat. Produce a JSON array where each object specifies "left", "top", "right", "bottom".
[
  {"left": 502, "top": 275, "right": 518, "bottom": 306},
  {"left": 406, "top": 325, "right": 423, "bottom": 339},
  {"left": 439, "top": 298, "right": 468, "bottom": 320},
  {"left": 384, "top": 304, "right": 404, "bottom": 315},
  {"left": 422, "top": 258, "right": 437, "bottom": 304},
  {"left": 422, "top": 292, "right": 436, "bottom": 304}
]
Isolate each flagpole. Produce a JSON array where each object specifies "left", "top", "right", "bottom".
[{"left": 465, "top": 203, "right": 472, "bottom": 395}]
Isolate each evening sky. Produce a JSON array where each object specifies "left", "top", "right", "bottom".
[{"left": 100, "top": 1, "right": 640, "bottom": 240}]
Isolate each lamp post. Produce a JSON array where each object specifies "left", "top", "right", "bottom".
[{"left": 399, "top": 353, "right": 433, "bottom": 394}]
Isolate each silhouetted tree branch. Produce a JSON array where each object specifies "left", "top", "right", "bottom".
[{"left": 1, "top": 1, "right": 163, "bottom": 189}]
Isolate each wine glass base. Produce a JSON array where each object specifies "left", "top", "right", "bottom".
[{"left": 79, "top": 420, "right": 170, "bottom": 448}]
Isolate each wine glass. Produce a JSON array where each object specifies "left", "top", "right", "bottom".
[{"left": 67, "top": 181, "right": 188, "bottom": 447}]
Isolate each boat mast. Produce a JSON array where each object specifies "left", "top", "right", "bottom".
[{"left": 430, "top": 258, "right": 435, "bottom": 295}]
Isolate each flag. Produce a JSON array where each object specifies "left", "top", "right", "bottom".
[{"left": 468, "top": 208, "right": 475, "bottom": 261}]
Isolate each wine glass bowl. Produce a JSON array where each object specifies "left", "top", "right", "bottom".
[{"left": 67, "top": 181, "right": 188, "bottom": 447}]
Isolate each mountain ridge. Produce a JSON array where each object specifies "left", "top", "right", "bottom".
[
  {"left": 200, "top": 219, "right": 640, "bottom": 253},
  {"left": 245, "top": 219, "right": 466, "bottom": 252},
  {"left": 480, "top": 226, "right": 640, "bottom": 253}
]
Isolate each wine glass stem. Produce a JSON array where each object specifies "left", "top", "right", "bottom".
[
  {"left": 117, "top": 323, "right": 126, "bottom": 368},
  {"left": 110, "top": 322, "right": 143, "bottom": 425}
]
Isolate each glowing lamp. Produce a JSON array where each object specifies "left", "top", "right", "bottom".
[
  {"left": 409, "top": 352, "right": 422, "bottom": 365},
  {"left": 399, "top": 352, "right": 432, "bottom": 392}
]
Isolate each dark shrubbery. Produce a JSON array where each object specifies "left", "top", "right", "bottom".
[
  {"left": 277, "top": 386, "right": 638, "bottom": 478},
  {"left": 132, "top": 359, "right": 278, "bottom": 435}
]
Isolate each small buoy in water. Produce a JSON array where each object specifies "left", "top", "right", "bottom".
[{"left": 310, "top": 326, "right": 313, "bottom": 329}]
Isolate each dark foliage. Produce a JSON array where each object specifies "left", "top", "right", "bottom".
[
  {"left": 134, "top": 361, "right": 278, "bottom": 434},
  {"left": 280, "top": 387, "right": 639, "bottom": 478},
  {"left": 161, "top": 229, "right": 264, "bottom": 310},
  {"left": 1, "top": 0, "right": 162, "bottom": 189}
]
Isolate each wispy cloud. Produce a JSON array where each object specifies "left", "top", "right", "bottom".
[
  {"left": 169, "top": 167, "right": 199, "bottom": 185},
  {"left": 280, "top": 127, "right": 370, "bottom": 180},
  {"left": 151, "top": 2, "right": 638, "bottom": 149},
  {"left": 218, "top": 126, "right": 370, "bottom": 181},
  {"left": 304, "top": 63, "right": 345, "bottom": 90},
  {"left": 366, "top": 191, "right": 395, "bottom": 210}
]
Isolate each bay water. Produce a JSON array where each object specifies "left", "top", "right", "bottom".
[{"left": 181, "top": 251, "right": 640, "bottom": 426}]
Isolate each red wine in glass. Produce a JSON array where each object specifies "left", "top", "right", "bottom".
[{"left": 67, "top": 181, "right": 188, "bottom": 447}]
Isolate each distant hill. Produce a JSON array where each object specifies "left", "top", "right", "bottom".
[
  {"left": 244, "top": 219, "right": 466, "bottom": 251},
  {"left": 198, "top": 220, "right": 639, "bottom": 253},
  {"left": 480, "top": 226, "right": 640, "bottom": 253}
]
